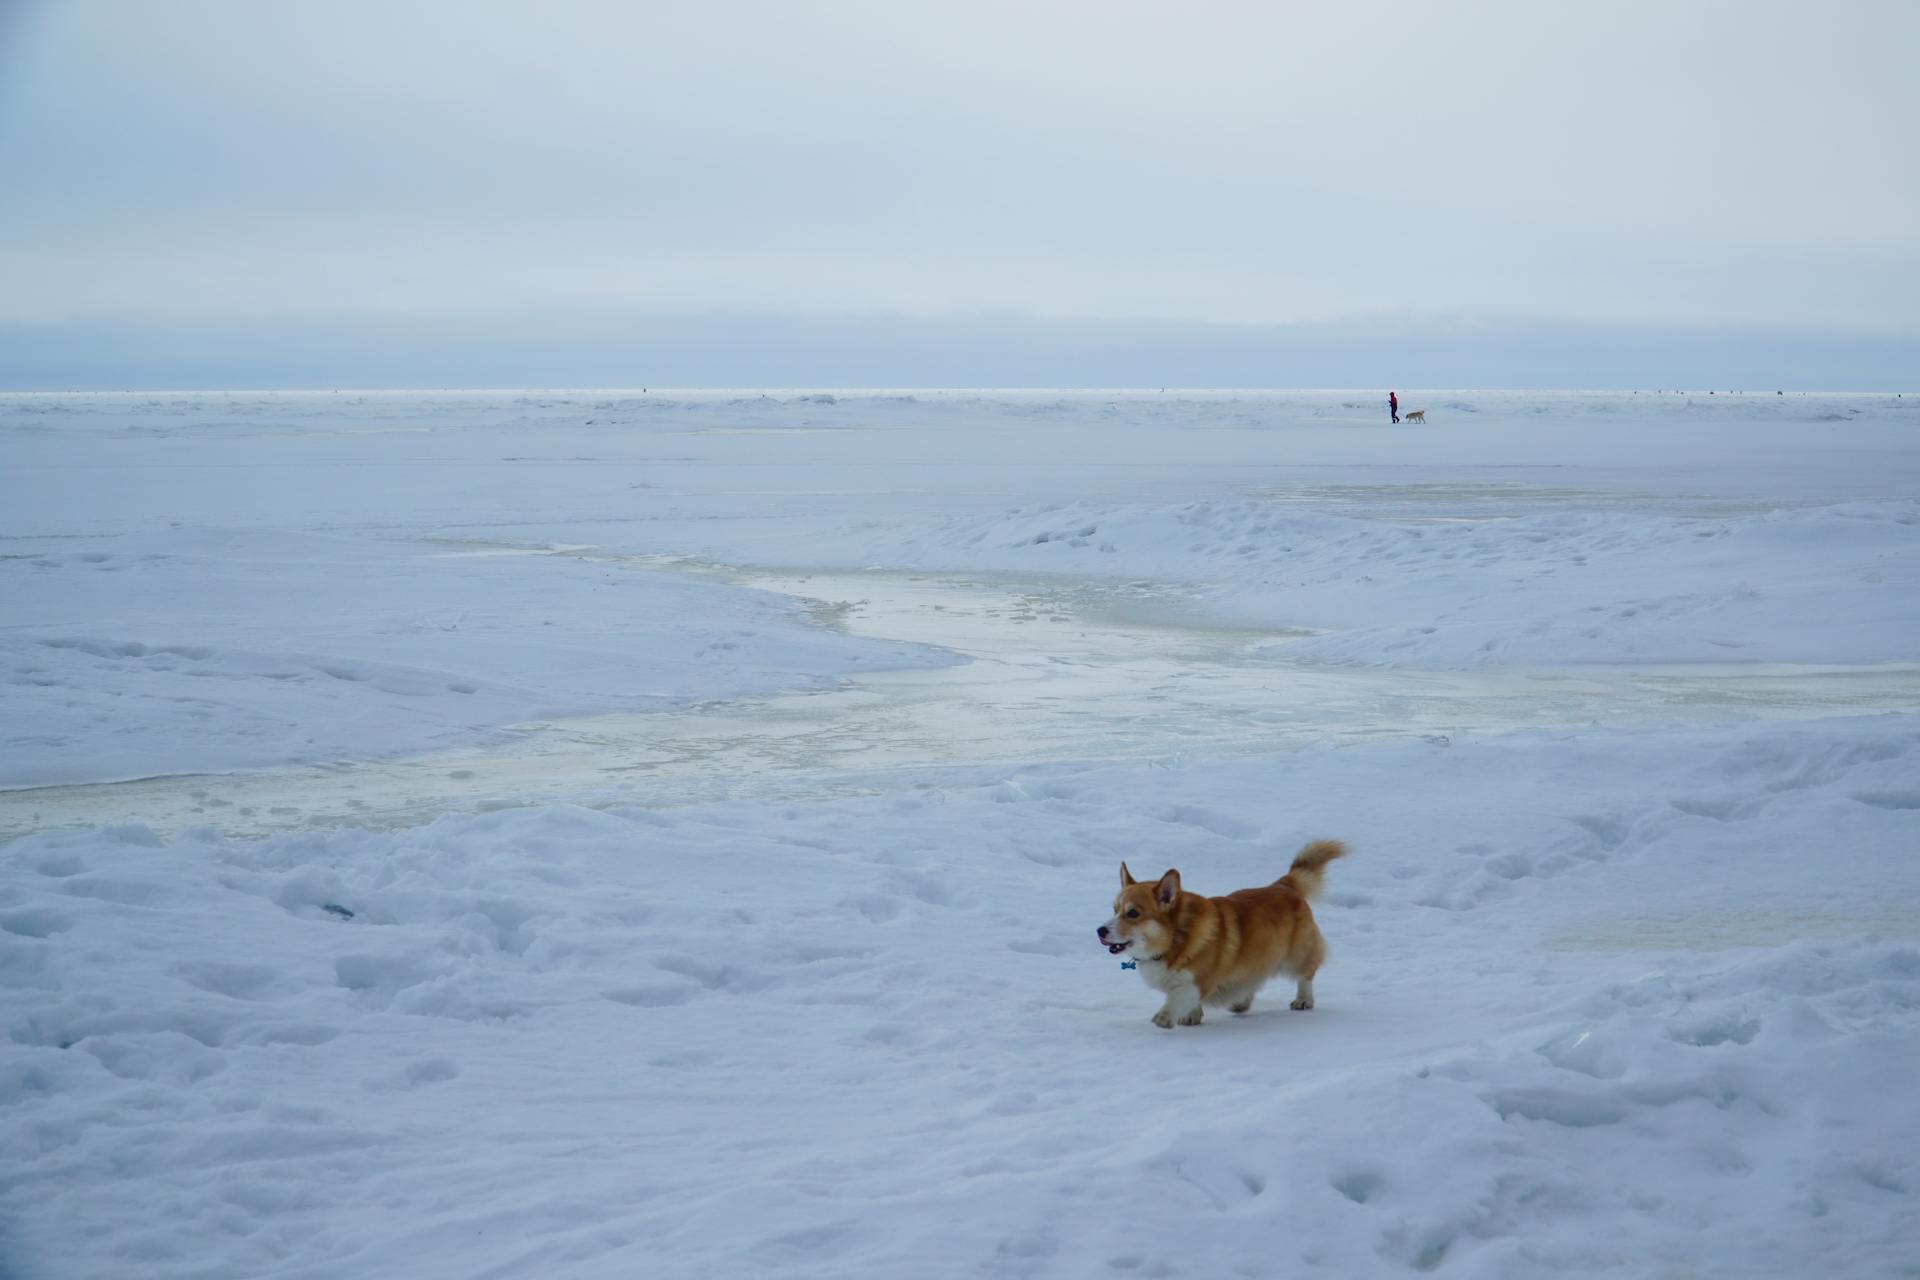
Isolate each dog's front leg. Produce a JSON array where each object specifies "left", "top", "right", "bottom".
[{"left": 1152, "top": 975, "right": 1204, "bottom": 1028}]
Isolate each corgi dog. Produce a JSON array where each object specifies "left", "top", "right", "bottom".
[
  {"left": 1097, "top": 840, "right": 1347, "bottom": 1028},
  {"left": 1404, "top": 410, "right": 1426, "bottom": 423}
]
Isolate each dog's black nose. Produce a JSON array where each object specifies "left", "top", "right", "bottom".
[{"left": 1097, "top": 925, "right": 1109, "bottom": 939}]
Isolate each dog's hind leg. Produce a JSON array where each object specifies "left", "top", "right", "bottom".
[{"left": 1289, "top": 933, "right": 1326, "bottom": 1010}]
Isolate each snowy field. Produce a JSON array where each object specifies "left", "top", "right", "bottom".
[{"left": 3, "top": 389, "right": 1918, "bottom": 1278}]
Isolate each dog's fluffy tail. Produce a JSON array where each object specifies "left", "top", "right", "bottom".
[{"left": 1281, "top": 839, "right": 1348, "bottom": 900}]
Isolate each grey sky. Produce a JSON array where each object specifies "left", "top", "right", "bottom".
[{"left": 1, "top": 1, "right": 1916, "bottom": 386}]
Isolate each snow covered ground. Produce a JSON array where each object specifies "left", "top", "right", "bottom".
[
  {"left": 2, "top": 389, "right": 1917, "bottom": 1278},
  {"left": 0, "top": 529, "right": 947, "bottom": 788}
]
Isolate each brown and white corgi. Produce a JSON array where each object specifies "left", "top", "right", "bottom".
[{"left": 1097, "top": 840, "right": 1348, "bottom": 1028}]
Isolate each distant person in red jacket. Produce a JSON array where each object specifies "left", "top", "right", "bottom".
[{"left": 1389, "top": 391, "right": 1399, "bottom": 423}]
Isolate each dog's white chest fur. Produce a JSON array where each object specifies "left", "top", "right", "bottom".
[{"left": 1132, "top": 956, "right": 1177, "bottom": 992}]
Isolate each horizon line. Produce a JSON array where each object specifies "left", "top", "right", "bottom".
[{"left": 0, "top": 385, "right": 1909, "bottom": 397}]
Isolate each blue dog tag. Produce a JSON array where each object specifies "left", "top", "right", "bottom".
[{"left": 1120, "top": 960, "right": 1137, "bottom": 970}]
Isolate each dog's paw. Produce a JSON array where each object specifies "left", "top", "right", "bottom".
[
  {"left": 1151, "top": 1010, "right": 1174, "bottom": 1029},
  {"left": 1290, "top": 996, "right": 1314, "bottom": 1011},
  {"left": 1177, "top": 1008, "right": 1204, "bottom": 1026},
  {"left": 1229, "top": 998, "right": 1253, "bottom": 1015}
]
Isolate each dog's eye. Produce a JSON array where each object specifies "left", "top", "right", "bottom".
[{"left": 1126, "top": 908, "right": 1140, "bottom": 918}]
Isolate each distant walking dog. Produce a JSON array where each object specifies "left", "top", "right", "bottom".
[
  {"left": 1097, "top": 841, "right": 1348, "bottom": 1028},
  {"left": 1404, "top": 410, "right": 1426, "bottom": 423}
]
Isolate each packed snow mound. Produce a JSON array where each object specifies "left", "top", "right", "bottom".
[
  {"left": 827, "top": 497, "right": 1920, "bottom": 667},
  {"left": 5, "top": 717, "right": 1916, "bottom": 1277},
  {"left": 0, "top": 528, "right": 951, "bottom": 787}
]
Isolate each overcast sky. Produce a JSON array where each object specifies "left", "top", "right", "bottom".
[{"left": 2, "top": 1, "right": 1915, "bottom": 386}]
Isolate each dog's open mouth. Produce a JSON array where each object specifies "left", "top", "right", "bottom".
[{"left": 1105, "top": 940, "right": 1132, "bottom": 955}]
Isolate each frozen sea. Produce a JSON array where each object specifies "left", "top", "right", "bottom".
[{"left": 2, "top": 388, "right": 1917, "bottom": 1278}]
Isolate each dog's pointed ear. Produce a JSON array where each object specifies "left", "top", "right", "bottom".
[
  {"left": 1120, "top": 861, "right": 1137, "bottom": 888},
  {"left": 1155, "top": 868, "right": 1181, "bottom": 906}
]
